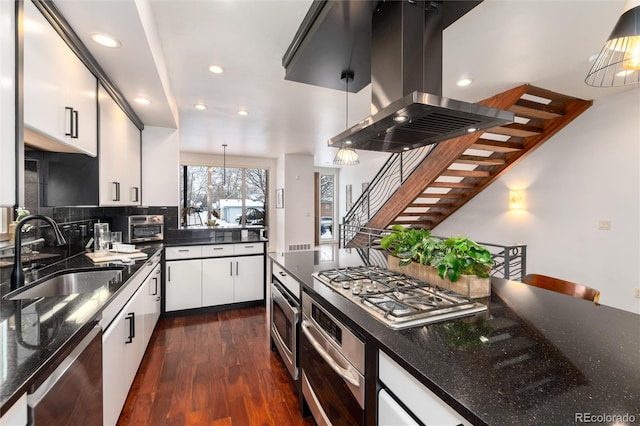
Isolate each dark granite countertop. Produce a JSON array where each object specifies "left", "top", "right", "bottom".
[
  {"left": 269, "top": 249, "right": 640, "bottom": 425},
  {"left": 0, "top": 246, "right": 162, "bottom": 415}
]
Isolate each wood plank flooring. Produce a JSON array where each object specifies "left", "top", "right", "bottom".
[{"left": 117, "top": 307, "right": 314, "bottom": 426}]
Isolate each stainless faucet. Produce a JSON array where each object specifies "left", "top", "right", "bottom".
[{"left": 10, "top": 215, "right": 67, "bottom": 291}]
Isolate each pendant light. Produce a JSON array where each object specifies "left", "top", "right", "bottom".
[
  {"left": 333, "top": 71, "right": 359, "bottom": 166},
  {"left": 585, "top": 0, "right": 640, "bottom": 87}
]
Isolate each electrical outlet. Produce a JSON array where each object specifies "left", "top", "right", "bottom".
[
  {"left": 634, "top": 288, "right": 640, "bottom": 299},
  {"left": 598, "top": 220, "right": 611, "bottom": 231}
]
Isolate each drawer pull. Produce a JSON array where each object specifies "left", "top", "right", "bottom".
[
  {"left": 213, "top": 247, "right": 224, "bottom": 250},
  {"left": 244, "top": 245, "right": 254, "bottom": 248},
  {"left": 178, "top": 249, "right": 190, "bottom": 252}
]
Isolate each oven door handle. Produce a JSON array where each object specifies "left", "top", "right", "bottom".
[
  {"left": 271, "top": 283, "right": 299, "bottom": 323},
  {"left": 301, "top": 319, "right": 360, "bottom": 387}
]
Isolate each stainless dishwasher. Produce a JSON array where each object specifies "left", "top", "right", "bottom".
[{"left": 27, "top": 324, "right": 103, "bottom": 425}]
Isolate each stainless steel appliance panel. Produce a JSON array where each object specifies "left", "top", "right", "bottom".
[
  {"left": 27, "top": 324, "right": 103, "bottom": 425},
  {"left": 300, "top": 292, "right": 365, "bottom": 425},
  {"left": 270, "top": 279, "right": 299, "bottom": 380}
]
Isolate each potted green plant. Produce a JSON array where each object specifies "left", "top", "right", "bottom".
[{"left": 380, "top": 226, "right": 493, "bottom": 298}]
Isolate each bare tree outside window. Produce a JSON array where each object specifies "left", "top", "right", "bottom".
[{"left": 181, "top": 165, "right": 267, "bottom": 228}]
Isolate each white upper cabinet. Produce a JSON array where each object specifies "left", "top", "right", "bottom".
[
  {"left": 23, "top": 0, "right": 97, "bottom": 157},
  {"left": 0, "top": 0, "right": 15, "bottom": 206},
  {"left": 98, "top": 84, "right": 141, "bottom": 206}
]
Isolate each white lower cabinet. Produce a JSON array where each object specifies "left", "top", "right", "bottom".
[
  {"left": 144, "top": 264, "right": 162, "bottom": 342},
  {"left": 103, "top": 258, "right": 162, "bottom": 426},
  {"left": 202, "top": 258, "right": 234, "bottom": 306},
  {"left": 165, "top": 243, "right": 265, "bottom": 312},
  {"left": 378, "top": 350, "right": 468, "bottom": 426},
  {"left": 0, "top": 393, "right": 27, "bottom": 426},
  {"left": 234, "top": 255, "right": 265, "bottom": 302},
  {"left": 165, "top": 259, "right": 202, "bottom": 311},
  {"left": 103, "top": 284, "right": 146, "bottom": 426}
]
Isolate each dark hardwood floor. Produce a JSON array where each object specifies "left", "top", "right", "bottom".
[{"left": 117, "top": 307, "right": 314, "bottom": 426}]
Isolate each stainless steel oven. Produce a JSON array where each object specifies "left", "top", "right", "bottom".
[
  {"left": 300, "top": 291, "right": 365, "bottom": 426},
  {"left": 270, "top": 274, "right": 300, "bottom": 380},
  {"left": 115, "top": 214, "right": 164, "bottom": 243}
]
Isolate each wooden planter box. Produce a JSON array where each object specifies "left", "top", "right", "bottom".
[{"left": 387, "top": 255, "right": 490, "bottom": 299}]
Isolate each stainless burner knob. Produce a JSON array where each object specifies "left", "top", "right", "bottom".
[
  {"left": 366, "top": 283, "right": 376, "bottom": 293},
  {"left": 352, "top": 285, "right": 361, "bottom": 295},
  {"left": 341, "top": 281, "right": 351, "bottom": 289}
]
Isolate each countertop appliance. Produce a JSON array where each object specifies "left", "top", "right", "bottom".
[
  {"left": 313, "top": 265, "right": 487, "bottom": 329},
  {"left": 270, "top": 264, "right": 301, "bottom": 381},
  {"left": 300, "top": 292, "right": 365, "bottom": 426},
  {"left": 114, "top": 214, "right": 164, "bottom": 243}
]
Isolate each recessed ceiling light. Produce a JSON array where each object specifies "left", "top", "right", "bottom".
[
  {"left": 394, "top": 115, "right": 408, "bottom": 122},
  {"left": 134, "top": 97, "right": 151, "bottom": 105},
  {"left": 466, "top": 127, "right": 478, "bottom": 133},
  {"left": 91, "top": 33, "right": 120, "bottom": 48},
  {"left": 402, "top": 147, "right": 410, "bottom": 151},
  {"left": 209, "top": 65, "right": 224, "bottom": 74},
  {"left": 344, "top": 140, "right": 353, "bottom": 145},
  {"left": 194, "top": 103, "right": 207, "bottom": 110},
  {"left": 237, "top": 109, "right": 248, "bottom": 116},
  {"left": 457, "top": 78, "right": 473, "bottom": 87}
]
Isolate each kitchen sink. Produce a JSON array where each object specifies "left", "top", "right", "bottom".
[{"left": 4, "top": 267, "right": 124, "bottom": 300}]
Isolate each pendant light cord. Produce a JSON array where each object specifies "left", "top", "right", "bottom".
[{"left": 222, "top": 144, "right": 227, "bottom": 187}]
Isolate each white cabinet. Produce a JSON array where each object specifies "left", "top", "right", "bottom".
[
  {"left": 98, "top": 84, "right": 141, "bottom": 206},
  {"left": 102, "top": 254, "right": 161, "bottom": 426},
  {"left": 378, "top": 350, "right": 468, "bottom": 426},
  {"left": 202, "top": 257, "right": 235, "bottom": 306},
  {"left": 103, "top": 283, "right": 146, "bottom": 426},
  {"left": 0, "top": 393, "right": 27, "bottom": 426},
  {"left": 23, "top": 0, "right": 97, "bottom": 157},
  {"left": 234, "top": 255, "right": 265, "bottom": 302},
  {"left": 143, "top": 264, "right": 162, "bottom": 343},
  {"left": 0, "top": 0, "right": 15, "bottom": 206},
  {"left": 165, "top": 243, "right": 265, "bottom": 312},
  {"left": 165, "top": 259, "right": 202, "bottom": 311}
]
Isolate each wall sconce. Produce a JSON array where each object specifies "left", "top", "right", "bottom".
[{"left": 509, "top": 190, "right": 526, "bottom": 210}]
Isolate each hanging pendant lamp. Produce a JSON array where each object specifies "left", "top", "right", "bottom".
[
  {"left": 333, "top": 71, "right": 359, "bottom": 166},
  {"left": 585, "top": 0, "right": 640, "bottom": 87}
]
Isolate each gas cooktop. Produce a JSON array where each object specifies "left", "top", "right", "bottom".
[{"left": 313, "top": 266, "right": 487, "bottom": 329}]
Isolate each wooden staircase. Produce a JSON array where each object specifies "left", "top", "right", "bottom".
[{"left": 346, "top": 84, "right": 592, "bottom": 246}]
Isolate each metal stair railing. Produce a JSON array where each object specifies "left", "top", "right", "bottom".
[
  {"left": 339, "top": 224, "right": 527, "bottom": 281},
  {"left": 342, "top": 144, "right": 435, "bottom": 245}
]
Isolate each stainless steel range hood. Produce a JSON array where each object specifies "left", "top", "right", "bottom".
[{"left": 329, "top": 0, "right": 514, "bottom": 153}]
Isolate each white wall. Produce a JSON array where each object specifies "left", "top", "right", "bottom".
[
  {"left": 337, "top": 151, "right": 390, "bottom": 221},
  {"left": 142, "top": 126, "right": 180, "bottom": 207},
  {"left": 433, "top": 88, "right": 640, "bottom": 314},
  {"left": 278, "top": 154, "right": 314, "bottom": 253}
]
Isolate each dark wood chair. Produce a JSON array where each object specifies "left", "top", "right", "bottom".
[{"left": 523, "top": 274, "right": 600, "bottom": 304}]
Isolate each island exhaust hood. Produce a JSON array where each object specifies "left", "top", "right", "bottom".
[{"left": 328, "top": 1, "right": 514, "bottom": 153}]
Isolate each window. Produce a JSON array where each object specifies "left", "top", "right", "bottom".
[
  {"left": 319, "top": 174, "right": 335, "bottom": 241},
  {"left": 181, "top": 165, "right": 268, "bottom": 228}
]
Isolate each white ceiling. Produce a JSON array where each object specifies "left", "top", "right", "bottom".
[{"left": 53, "top": 0, "right": 636, "bottom": 167}]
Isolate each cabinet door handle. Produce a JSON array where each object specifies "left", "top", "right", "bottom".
[
  {"left": 152, "top": 277, "right": 158, "bottom": 295},
  {"left": 131, "top": 187, "right": 139, "bottom": 202},
  {"left": 236, "top": 261, "right": 239, "bottom": 276},
  {"left": 244, "top": 245, "right": 254, "bottom": 248},
  {"left": 213, "top": 247, "right": 223, "bottom": 250},
  {"left": 72, "top": 109, "right": 79, "bottom": 139},
  {"left": 125, "top": 313, "right": 135, "bottom": 343},
  {"left": 229, "top": 261, "right": 233, "bottom": 276},
  {"left": 65, "top": 106, "right": 73, "bottom": 136},
  {"left": 278, "top": 271, "right": 287, "bottom": 277},
  {"left": 168, "top": 266, "right": 171, "bottom": 282},
  {"left": 178, "top": 249, "right": 189, "bottom": 252},
  {"left": 112, "top": 182, "right": 120, "bottom": 201}
]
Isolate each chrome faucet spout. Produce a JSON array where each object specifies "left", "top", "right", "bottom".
[{"left": 10, "top": 215, "right": 67, "bottom": 291}]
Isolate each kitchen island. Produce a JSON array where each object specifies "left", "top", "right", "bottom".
[{"left": 270, "top": 248, "right": 640, "bottom": 425}]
